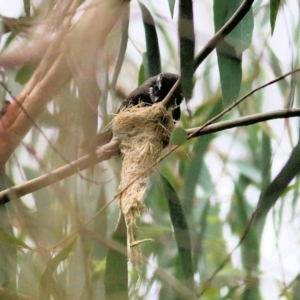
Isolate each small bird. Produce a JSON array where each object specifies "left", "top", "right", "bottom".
[
  {"left": 84, "top": 73, "right": 182, "bottom": 151},
  {"left": 119, "top": 73, "right": 182, "bottom": 121}
]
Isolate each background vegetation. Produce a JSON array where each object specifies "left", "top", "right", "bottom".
[{"left": 0, "top": 0, "right": 300, "bottom": 299}]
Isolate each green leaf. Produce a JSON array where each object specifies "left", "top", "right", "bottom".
[
  {"left": 0, "top": 171, "right": 17, "bottom": 290},
  {"left": 139, "top": 2, "right": 161, "bottom": 77},
  {"left": 170, "top": 127, "right": 187, "bottom": 145},
  {"left": 168, "top": 0, "right": 176, "bottom": 18},
  {"left": 216, "top": 51, "right": 242, "bottom": 107},
  {"left": 260, "top": 132, "right": 271, "bottom": 190},
  {"left": 213, "top": 0, "right": 254, "bottom": 107},
  {"left": 0, "top": 232, "right": 31, "bottom": 250},
  {"left": 178, "top": 0, "right": 195, "bottom": 99},
  {"left": 181, "top": 101, "right": 222, "bottom": 215},
  {"left": 270, "top": 0, "right": 280, "bottom": 35},
  {"left": 39, "top": 238, "right": 76, "bottom": 299},
  {"left": 111, "top": 3, "right": 129, "bottom": 90},
  {"left": 23, "top": 0, "right": 31, "bottom": 17},
  {"left": 224, "top": 1, "right": 253, "bottom": 55},
  {"left": 255, "top": 136, "right": 300, "bottom": 222},
  {"left": 15, "top": 66, "right": 34, "bottom": 85},
  {"left": 159, "top": 174, "right": 194, "bottom": 290},
  {"left": 105, "top": 215, "right": 128, "bottom": 300},
  {"left": 292, "top": 273, "right": 300, "bottom": 300}
]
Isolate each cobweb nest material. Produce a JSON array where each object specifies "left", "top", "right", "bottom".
[{"left": 112, "top": 103, "right": 175, "bottom": 266}]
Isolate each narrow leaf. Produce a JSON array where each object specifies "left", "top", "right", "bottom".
[
  {"left": 270, "top": 0, "right": 280, "bottom": 35},
  {"left": 138, "top": 59, "right": 146, "bottom": 86},
  {"left": 111, "top": 3, "right": 129, "bottom": 90},
  {"left": 170, "top": 127, "right": 187, "bottom": 145},
  {"left": 160, "top": 174, "right": 194, "bottom": 290},
  {"left": 139, "top": 2, "right": 161, "bottom": 77},
  {"left": 0, "top": 232, "right": 31, "bottom": 250},
  {"left": 168, "top": 0, "right": 176, "bottom": 18},
  {"left": 178, "top": 0, "right": 195, "bottom": 99},
  {"left": 15, "top": 66, "right": 34, "bottom": 85},
  {"left": 39, "top": 238, "right": 76, "bottom": 300},
  {"left": 105, "top": 215, "right": 128, "bottom": 300},
  {"left": 0, "top": 171, "right": 17, "bottom": 290},
  {"left": 181, "top": 101, "right": 222, "bottom": 215},
  {"left": 255, "top": 136, "right": 300, "bottom": 222},
  {"left": 216, "top": 51, "right": 242, "bottom": 107},
  {"left": 23, "top": 0, "right": 31, "bottom": 17},
  {"left": 213, "top": 0, "right": 254, "bottom": 106}
]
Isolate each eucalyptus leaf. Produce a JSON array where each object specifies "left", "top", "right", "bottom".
[
  {"left": 270, "top": 0, "right": 280, "bottom": 35},
  {"left": 170, "top": 127, "right": 187, "bottom": 145},
  {"left": 138, "top": 60, "right": 146, "bottom": 86},
  {"left": 168, "top": 0, "right": 176, "bottom": 18},
  {"left": 105, "top": 215, "right": 128, "bottom": 300},
  {"left": 213, "top": 0, "right": 254, "bottom": 106},
  {"left": 0, "top": 232, "right": 31, "bottom": 250},
  {"left": 178, "top": 0, "right": 195, "bottom": 99},
  {"left": 255, "top": 137, "right": 300, "bottom": 222},
  {"left": 160, "top": 174, "right": 194, "bottom": 291},
  {"left": 39, "top": 238, "right": 76, "bottom": 299},
  {"left": 139, "top": 2, "right": 161, "bottom": 77},
  {"left": 15, "top": 66, "right": 34, "bottom": 85}
]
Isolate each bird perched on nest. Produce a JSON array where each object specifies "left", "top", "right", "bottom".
[
  {"left": 84, "top": 73, "right": 182, "bottom": 151},
  {"left": 119, "top": 72, "right": 182, "bottom": 120}
]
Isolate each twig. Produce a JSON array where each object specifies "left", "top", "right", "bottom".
[
  {"left": 0, "top": 0, "right": 125, "bottom": 167},
  {"left": 161, "top": 77, "right": 181, "bottom": 110},
  {"left": 186, "top": 108, "right": 300, "bottom": 137},
  {"left": 197, "top": 213, "right": 256, "bottom": 296},
  {"left": 193, "top": 0, "right": 254, "bottom": 70},
  {"left": 161, "top": 0, "right": 254, "bottom": 111},
  {"left": 0, "top": 138, "right": 120, "bottom": 205},
  {"left": 1, "top": 67, "right": 300, "bottom": 204},
  {"left": 1, "top": 108, "right": 299, "bottom": 204},
  {"left": 187, "top": 67, "right": 300, "bottom": 140}
]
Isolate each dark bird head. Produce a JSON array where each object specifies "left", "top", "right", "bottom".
[
  {"left": 120, "top": 73, "right": 183, "bottom": 121},
  {"left": 149, "top": 73, "right": 180, "bottom": 102}
]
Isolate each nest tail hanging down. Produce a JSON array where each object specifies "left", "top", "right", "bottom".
[{"left": 112, "top": 103, "right": 175, "bottom": 266}]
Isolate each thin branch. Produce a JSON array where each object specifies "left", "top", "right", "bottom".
[
  {"left": 1, "top": 109, "right": 299, "bottom": 204},
  {"left": 1, "top": 67, "right": 300, "bottom": 203},
  {"left": 0, "top": 138, "right": 120, "bottom": 205},
  {"left": 197, "top": 213, "right": 256, "bottom": 296},
  {"left": 186, "top": 108, "right": 300, "bottom": 137},
  {"left": 0, "top": 0, "right": 125, "bottom": 167},
  {"left": 193, "top": 0, "right": 254, "bottom": 70},
  {"left": 187, "top": 67, "right": 300, "bottom": 140},
  {"left": 161, "top": 77, "right": 181, "bottom": 109}
]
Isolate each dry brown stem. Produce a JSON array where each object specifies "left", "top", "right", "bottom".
[{"left": 0, "top": 0, "right": 126, "bottom": 167}]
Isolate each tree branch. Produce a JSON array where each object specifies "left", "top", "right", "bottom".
[
  {"left": 187, "top": 67, "right": 300, "bottom": 140},
  {"left": 193, "top": 0, "right": 254, "bottom": 70},
  {"left": 0, "top": 138, "right": 120, "bottom": 205},
  {"left": 0, "top": 0, "right": 125, "bottom": 167},
  {"left": 161, "top": 77, "right": 181, "bottom": 109},
  {"left": 1, "top": 109, "right": 299, "bottom": 204},
  {"left": 186, "top": 108, "right": 300, "bottom": 137}
]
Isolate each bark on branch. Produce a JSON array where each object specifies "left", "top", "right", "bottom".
[{"left": 0, "top": 108, "right": 299, "bottom": 204}]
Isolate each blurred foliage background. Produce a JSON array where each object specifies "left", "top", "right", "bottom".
[{"left": 0, "top": 0, "right": 300, "bottom": 299}]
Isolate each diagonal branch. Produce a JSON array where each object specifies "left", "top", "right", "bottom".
[
  {"left": 0, "top": 0, "right": 126, "bottom": 167},
  {"left": 194, "top": 0, "right": 254, "bottom": 70},
  {"left": 186, "top": 108, "right": 300, "bottom": 137},
  {"left": 0, "top": 138, "right": 120, "bottom": 205},
  {"left": 187, "top": 67, "right": 300, "bottom": 140},
  {"left": 1, "top": 109, "right": 299, "bottom": 204}
]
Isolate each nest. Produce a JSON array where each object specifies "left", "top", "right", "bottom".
[{"left": 112, "top": 103, "right": 175, "bottom": 266}]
